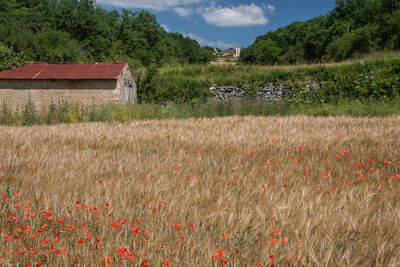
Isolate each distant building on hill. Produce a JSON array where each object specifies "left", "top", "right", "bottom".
[
  {"left": 0, "top": 62, "right": 136, "bottom": 109},
  {"left": 218, "top": 44, "right": 241, "bottom": 58},
  {"left": 235, "top": 44, "right": 241, "bottom": 58}
]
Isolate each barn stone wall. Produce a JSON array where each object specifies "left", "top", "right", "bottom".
[
  {"left": 0, "top": 63, "right": 137, "bottom": 110},
  {"left": 0, "top": 79, "right": 120, "bottom": 109}
]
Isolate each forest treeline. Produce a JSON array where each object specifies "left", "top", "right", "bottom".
[
  {"left": 0, "top": 0, "right": 214, "bottom": 70},
  {"left": 241, "top": 0, "right": 400, "bottom": 65},
  {"left": 1, "top": 0, "right": 399, "bottom": 70}
]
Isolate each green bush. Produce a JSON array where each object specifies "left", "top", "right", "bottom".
[
  {"left": 307, "top": 66, "right": 336, "bottom": 81},
  {"left": 0, "top": 42, "right": 24, "bottom": 71},
  {"left": 22, "top": 97, "right": 37, "bottom": 126},
  {"left": 137, "top": 65, "right": 158, "bottom": 102},
  {"left": 0, "top": 100, "right": 12, "bottom": 125},
  {"left": 244, "top": 82, "right": 261, "bottom": 96},
  {"left": 155, "top": 79, "right": 211, "bottom": 103}
]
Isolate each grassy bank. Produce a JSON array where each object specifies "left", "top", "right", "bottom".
[
  {"left": 137, "top": 55, "right": 400, "bottom": 103},
  {"left": 158, "top": 54, "right": 400, "bottom": 86},
  {"left": 2, "top": 98, "right": 400, "bottom": 126}
]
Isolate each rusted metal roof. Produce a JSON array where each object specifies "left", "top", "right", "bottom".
[{"left": 0, "top": 62, "right": 127, "bottom": 80}]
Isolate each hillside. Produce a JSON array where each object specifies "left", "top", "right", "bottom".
[
  {"left": 139, "top": 55, "right": 400, "bottom": 103},
  {"left": 241, "top": 0, "right": 400, "bottom": 64}
]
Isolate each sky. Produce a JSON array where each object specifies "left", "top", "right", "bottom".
[{"left": 98, "top": 0, "right": 337, "bottom": 49}]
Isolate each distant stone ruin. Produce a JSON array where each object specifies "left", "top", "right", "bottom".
[
  {"left": 210, "top": 83, "right": 294, "bottom": 101},
  {"left": 210, "top": 82, "right": 322, "bottom": 101}
]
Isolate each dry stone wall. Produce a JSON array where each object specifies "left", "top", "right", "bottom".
[
  {"left": 210, "top": 83, "right": 294, "bottom": 101},
  {"left": 210, "top": 82, "right": 322, "bottom": 101}
]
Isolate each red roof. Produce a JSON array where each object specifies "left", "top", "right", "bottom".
[
  {"left": 0, "top": 62, "right": 127, "bottom": 80},
  {"left": 221, "top": 49, "right": 235, "bottom": 54}
]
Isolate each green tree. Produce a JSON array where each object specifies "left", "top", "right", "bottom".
[
  {"left": 244, "top": 0, "right": 399, "bottom": 64},
  {"left": 285, "top": 43, "right": 305, "bottom": 64},
  {"left": 387, "top": 9, "right": 400, "bottom": 49},
  {"left": 0, "top": 42, "right": 24, "bottom": 70},
  {"left": 251, "top": 39, "right": 282, "bottom": 65},
  {"left": 327, "top": 35, "right": 352, "bottom": 61},
  {"left": 33, "top": 30, "right": 82, "bottom": 62},
  {"left": 0, "top": 0, "right": 222, "bottom": 66}
]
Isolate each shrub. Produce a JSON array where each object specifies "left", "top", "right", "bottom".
[
  {"left": 0, "top": 100, "right": 12, "bottom": 125},
  {"left": 0, "top": 42, "right": 24, "bottom": 71},
  {"left": 22, "top": 97, "right": 37, "bottom": 126}
]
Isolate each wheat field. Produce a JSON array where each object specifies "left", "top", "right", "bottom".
[{"left": 1, "top": 116, "right": 400, "bottom": 266}]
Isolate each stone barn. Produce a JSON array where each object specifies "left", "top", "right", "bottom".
[{"left": 0, "top": 62, "right": 136, "bottom": 109}]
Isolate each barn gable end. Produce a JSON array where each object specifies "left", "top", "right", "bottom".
[{"left": 0, "top": 62, "right": 136, "bottom": 109}]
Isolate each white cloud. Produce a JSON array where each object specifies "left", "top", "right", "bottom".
[
  {"left": 97, "top": 0, "right": 203, "bottom": 10},
  {"left": 161, "top": 24, "right": 170, "bottom": 32},
  {"left": 174, "top": 7, "right": 194, "bottom": 18},
  {"left": 266, "top": 4, "right": 275, "bottom": 12},
  {"left": 183, "top": 33, "right": 234, "bottom": 49},
  {"left": 201, "top": 3, "right": 269, "bottom": 27}
]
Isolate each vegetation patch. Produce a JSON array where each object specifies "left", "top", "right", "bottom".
[
  {"left": 0, "top": 1, "right": 215, "bottom": 69},
  {"left": 143, "top": 57, "right": 400, "bottom": 103},
  {"left": 2, "top": 97, "right": 400, "bottom": 126},
  {"left": 241, "top": 0, "right": 400, "bottom": 64}
]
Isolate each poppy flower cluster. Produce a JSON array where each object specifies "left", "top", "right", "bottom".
[{"left": 1, "top": 131, "right": 399, "bottom": 266}]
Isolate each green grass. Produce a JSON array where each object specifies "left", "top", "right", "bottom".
[
  {"left": 138, "top": 56, "right": 400, "bottom": 103},
  {"left": 157, "top": 52, "right": 400, "bottom": 85},
  {"left": 2, "top": 98, "right": 400, "bottom": 126}
]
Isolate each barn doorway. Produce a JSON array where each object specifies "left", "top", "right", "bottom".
[{"left": 125, "top": 80, "right": 133, "bottom": 105}]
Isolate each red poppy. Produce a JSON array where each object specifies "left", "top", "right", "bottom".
[{"left": 216, "top": 250, "right": 226, "bottom": 257}]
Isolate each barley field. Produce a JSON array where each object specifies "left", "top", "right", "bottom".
[{"left": 1, "top": 116, "right": 400, "bottom": 266}]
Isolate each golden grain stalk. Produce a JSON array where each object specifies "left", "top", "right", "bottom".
[{"left": 0, "top": 116, "right": 399, "bottom": 266}]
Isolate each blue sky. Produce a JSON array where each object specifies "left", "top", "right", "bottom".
[{"left": 99, "top": 0, "right": 337, "bottom": 49}]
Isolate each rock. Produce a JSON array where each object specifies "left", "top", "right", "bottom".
[{"left": 210, "top": 82, "right": 303, "bottom": 101}]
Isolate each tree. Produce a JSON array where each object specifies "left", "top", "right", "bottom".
[
  {"left": 387, "top": 9, "right": 400, "bottom": 49},
  {"left": 32, "top": 30, "right": 82, "bottom": 62},
  {"left": 327, "top": 35, "right": 352, "bottom": 61},
  {"left": 243, "top": 0, "right": 399, "bottom": 64},
  {"left": 0, "top": 42, "right": 24, "bottom": 71},
  {"left": 285, "top": 43, "right": 305, "bottom": 64},
  {"left": 0, "top": 0, "right": 16, "bottom": 15},
  {"left": 0, "top": 0, "right": 224, "bottom": 66},
  {"left": 251, "top": 39, "right": 282, "bottom": 65}
]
